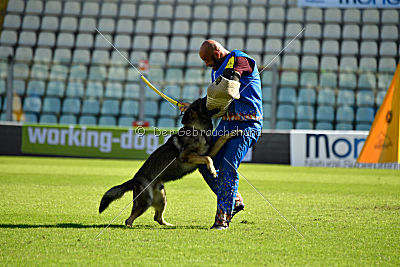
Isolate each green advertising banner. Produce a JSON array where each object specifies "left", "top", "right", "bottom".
[{"left": 21, "top": 124, "right": 178, "bottom": 159}]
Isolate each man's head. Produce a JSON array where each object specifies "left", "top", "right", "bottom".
[{"left": 199, "top": 40, "right": 229, "bottom": 70}]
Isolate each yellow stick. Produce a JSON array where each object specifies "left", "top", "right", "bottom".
[{"left": 140, "top": 76, "right": 184, "bottom": 108}]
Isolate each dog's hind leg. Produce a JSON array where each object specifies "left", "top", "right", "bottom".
[
  {"left": 152, "top": 184, "right": 174, "bottom": 226},
  {"left": 125, "top": 184, "right": 153, "bottom": 227}
]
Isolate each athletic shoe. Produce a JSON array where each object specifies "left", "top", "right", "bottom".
[{"left": 231, "top": 202, "right": 245, "bottom": 218}]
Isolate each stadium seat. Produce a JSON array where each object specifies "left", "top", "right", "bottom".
[
  {"left": 64, "top": 2, "right": 81, "bottom": 16},
  {"left": 300, "top": 72, "right": 318, "bottom": 88},
  {"left": 121, "top": 100, "right": 139, "bottom": 116},
  {"left": 42, "top": 97, "right": 61, "bottom": 114},
  {"left": 277, "top": 104, "right": 295, "bottom": 120},
  {"left": 98, "top": 116, "right": 116, "bottom": 126},
  {"left": 124, "top": 83, "right": 140, "bottom": 99},
  {"left": 380, "top": 42, "right": 397, "bottom": 57},
  {"left": 24, "top": 114, "right": 38, "bottom": 123},
  {"left": 104, "top": 83, "right": 123, "bottom": 99},
  {"left": 13, "top": 80, "right": 25, "bottom": 96},
  {"left": 92, "top": 50, "right": 110, "bottom": 65},
  {"left": 315, "top": 122, "right": 333, "bottom": 130},
  {"left": 342, "top": 25, "right": 360, "bottom": 40},
  {"left": 295, "top": 121, "right": 313, "bottom": 130},
  {"left": 357, "top": 90, "right": 375, "bottom": 107},
  {"left": 337, "top": 90, "right": 355, "bottom": 106},
  {"left": 23, "top": 96, "right": 42, "bottom": 113},
  {"left": 46, "top": 81, "right": 65, "bottom": 97},
  {"left": 164, "top": 85, "right": 182, "bottom": 100},
  {"left": 62, "top": 98, "right": 81, "bottom": 114},
  {"left": 158, "top": 118, "right": 176, "bottom": 128},
  {"left": 40, "top": 114, "right": 57, "bottom": 124},
  {"left": 249, "top": 6, "right": 266, "bottom": 21},
  {"left": 356, "top": 107, "right": 374, "bottom": 123},
  {"left": 101, "top": 2, "right": 117, "bottom": 17},
  {"left": 99, "top": 18, "right": 116, "bottom": 34},
  {"left": 323, "top": 24, "right": 341, "bottom": 39},
  {"left": 66, "top": 82, "right": 84, "bottom": 98},
  {"left": 325, "top": 8, "right": 342, "bottom": 23},
  {"left": 298, "top": 88, "right": 316, "bottom": 105},
  {"left": 101, "top": 100, "right": 119, "bottom": 116},
  {"left": 343, "top": 9, "right": 360, "bottom": 23},
  {"left": 89, "top": 66, "right": 107, "bottom": 81},
  {"left": 144, "top": 100, "right": 159, "bottom": 116},
  {"left": 151, "top": 36, "right": 169, "bottom": 51},
  {"left": 262, "top": 103, "right": 271, "bottom": 120},
  {"left": 301, "top": 56, "right": 319, "bottom": 71},
  {"left": 60, "top": 17, "right": 77, "bottom": 32},
  {"left": 336, "top": 123, "right": 353, "bottom": 130},
  {"left": 182, "top": 85, "right": 201, "bottom": 101},
  {"left": 278, "top": 88, "right": 296, "bottom": 104},
  {"left": 357, "top": 73, "right": 376, "bottom": 90},
  {"left": 339, "top": 56, "right": 358, "bottom": 72},
  {"left": 376, "top": 91, "right": 386, "bottom": 106},
  {"left": 27, "top": 80, "right": 45, "bottom": 96},
  {"left": 137, "top": 4, "right": 154, "bottom": 19},
  {"left": 336, "top": 106, "right": 354, "bottom": 123},
  {"left": 321, "top": 40, "right": 339, "bottom": 55},
  {"left": 167, "top": 52, "right": 185, "bottom": 67},
  {"left": 72, "top": 49, "right": 90, "bottom": 64},
  {"left": 156, "top": 4, "right": 173, "bottom": 19},
  {"left": 15, "top": 47, "right": 32, "bottom": 61},
  {"left": 37, "top": 32, "right": 55, "bottom": 47},
  {"left": 320, "top": 57, "right": 338, "bottom": 72},
  {"left": 59, "top": 115, "right": 77, "bottom": 125},
  {"left": 230, "top": 6, "right": 247, "bottom": 21},
  {"left": 13, "top": 64, "right": 29, "bottom": 79},
  {"left": 31, "top": 64, "right": 49, "bottom": 80},
  {"left": 248, "top": 22, "right": 265, "bottom": 37},
  {"left": 193, "top": 5, "right": 210, "bottom": 20},
  {"left": 378, "top": 58, "right": 396, "bottom": 73},
  {"left": 56, "top": 33, "right": 74, "bottom": 48},
  {"left": 118, "top": 117, "right": 135, "bottom": 127},
  {"left": 280, "top": 72, "right": 298, "bottom": 87},
  {"left": 228, "top": 22, "right": 246, "bottom": 37},
  {"left": 378, "top": 74, "right": 393, "bottom": 90},
  {"left": 359, "top": 58, "right": 377, "bottom": 72},
  {"left": 382, "top": 10, "right": 398, "bottom": 24},
  {"left": 339, "top": 73, "right": 357, "bottom": 89},
  {"left": 302, "top": 40, "right": 320, "bottom": 55},
  {"left": 296, "top": 105, "right": 314, "bottom": 121},
  {"left": 316, "top": 106, "right": 334, "bottom": 122},
  {"left": 69, "top": 65, "right": 87, "bottom": 81},
  {"left": 319, "top": 72, "right": 337, "bottom": 88},
  {"left": 287, "top": 7, "right": 303, "bottom": 22},
  {"left": 305, "top": 8, "right": 322, "bottom": 22},
  {"left": 361, "top": 25, "right": 379, "bottom": 40},
  {"left": 6, "top": 0, "right": 25, "bottom": 13},
  {"left": 360, "top": 41, "right": 378, "bottom": 56},
  {"left": 362, "top": 9, "right": 380, "bottom": 24},
  {"left": 79, "top": 115, "right": 97, "bottom": 126},
  {"left": 266, "top": 23, "right": 284, "bottom": 37},
  {"left": 356, "top": 123, "right": 371, "bottom": 131},
  {"left": 82, "top": 2, "right": 99, "bottom": 17},
  {"left": 304, "top": 23, "right": 321, "bottom": 39},
  {"left": 166, "top": 69, "right": 183, "bottom": 84},
  {"left": 41, "top": 16, "right": 59, "bottom": 31},
  {"left": 53, "top": 48, "right": 71, "bottom": 64},
  {"left": 82, "top": 99, "right": 100, "bottom": 115},
  {"left": 276, "top": 120, "right": 293, "bottom": 130}
]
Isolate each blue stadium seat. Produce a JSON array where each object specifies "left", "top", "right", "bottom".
[
  {"left": 300, "top": 72, "right": 318, "bottom": 88},
  {"left": 319, "top": 72, "right": 337, "bottom": 88},
  {"left": 118, "top": 116, "right": 135, "bottom": 127},
  {"left": 182, "top": 85, "right": 200, "bottom": 101},
  {"left": 42, "top": 97, "right": 61, "bottom": 114},
  {"left": 280, "top": 71, "right": 298, "bottom": 87},
  {"left": 46, "top": 81, "right": 65, "bottom": 97},
  {"left": 336, "top": 106, "right": 354, "bottom": 123},
  {"left": 27, "top": 80, "right": 45, "bottom": 96},
  {"left": 160, "top": 101, "right": 179, "bottom": 117},
  {"left": 164, "top": 85, "right": 182, "bottom": 100},
  {"left": 158, "top": 118, "right": 176, "bottom": 128},
  {"left": 86, "top": 82, "right": 104, "bottom": 98},
  {"left": 295, "top": 121, "right": 313, "bottom": 129},
  {"left": 356, "top": 123, "right": 371, "bottom": 131},
  {"left": 99, "top": 115, "right": 116, "bottom": 126},
  {"left": 105, "top": 82, "right": 123, "bottom": 99},
  {"left": 124, "top": 83, "right": 140, "bottom": 99},
  {"left": 336, "top": 123, "right": 353, "bottom": 130},
  {"left": 277, "top": 104, "right": 295, "bottom": 120},
  {"left": 339, "top": 73, "right": 357, "bottom": 89},
  {"left": 356, "top": 107, "right": 374, "bottom": 123},
  {"left": 23, "top": 96, "right": 42, "bottom": 113},
  {"left": 121, "top": 100, "right": 139, "bottom": 116},
  {"left": 39, "top": 114, "right": 57, "bottom": 124},
  {"left": 66, "top": 82, "right": 84, "bottom": 98},
  {"left": 337, "top": 90, "right": 355, "bottom": 106},
  {"left": 315, "top": 122, "right": 333, "bottom": 130},
  {"left": 101, "top": 99, "right": 119, "bottom": 116},
  {"left": 262, "top": 104, "right": 271, "bottom": 119},
  {"left": 24, "top": 114, "right": 38, "bottom": 123},
  {"left": 59, "top": 114, "right": 77, "bottom": 124},
  {"left": 356, "top": 90, "right": 375, "bottom": 107},
  {"left": 262, "top": 87, "right": 272, "bottom": 103},
  {"left": 62, "top": 98, "right": 81, "bottom": 114},
  {"left": 144, "top": 100, "right": 158, "bottom": 116},
  {"left": 296, "top": 105, "right": 314, "bottom": 121},
  {"left": 297, "top": 88, "right": 316, "bottom": 105},
  {"left": 79, "top": 115, "right": 97, "bottom": 125},
  {"left": 316, "top": 106, "right": 334, "bottom": 122},
  {"left": 13, "top": 80, "right": 26, "bottom": 96},
  {"left": 82, "top": 99, "right": 100, "bottom": 115},
  {"left": 278, "top": 88, "right": 296, "bottom": 104},
  {"left": 376, "top": 91, "right": 386, "bottom": 106},
  {"left": 317, "top": 88, "right": 335, "bottom": 106},
  {"left": 276, "top": 120, "right": 293, "bottom": 130}
]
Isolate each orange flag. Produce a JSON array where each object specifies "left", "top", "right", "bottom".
[{"left": 357, "top": 64, "right": 400, "bottom": 163}]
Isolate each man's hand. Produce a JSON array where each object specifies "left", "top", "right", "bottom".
[{"left": 179, "top": 102, "right": 190, "bottom": 113}]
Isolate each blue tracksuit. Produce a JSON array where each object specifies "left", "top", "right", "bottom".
[{"left": 199, "top": 50, "right": 263, "bottom": 226}]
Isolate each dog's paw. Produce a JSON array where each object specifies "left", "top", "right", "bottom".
[{"left": 125, "top": 219, "right": 133, "bottom": 228}]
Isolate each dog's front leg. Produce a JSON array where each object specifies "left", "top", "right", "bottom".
[
  {"left": 181, "top": 151, "right": 217, "bottom": 178},
  {"left": 209, "top": 130, "right": 243, "bottom": 157}
]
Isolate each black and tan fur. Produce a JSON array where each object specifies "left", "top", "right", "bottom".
[{"left": 99, "top": 98, "right": 241, "bottom": 227}]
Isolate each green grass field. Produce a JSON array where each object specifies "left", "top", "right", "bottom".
[{"left": 0, "top": 156, "right": 399, "bottom": 266}]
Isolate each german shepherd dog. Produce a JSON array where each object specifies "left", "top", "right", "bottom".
[{"left": 99, "top": 98, "right": 241, "bottom": 227}]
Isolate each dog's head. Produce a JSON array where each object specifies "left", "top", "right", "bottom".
[{"left": 181, "top": 98, "right": 220, "bottom": 128}]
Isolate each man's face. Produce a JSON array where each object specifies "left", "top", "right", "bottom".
[{"left": 199, "top": 50, "right": 221, "bottom": 70}]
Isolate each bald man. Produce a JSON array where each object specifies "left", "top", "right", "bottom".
[{"left": 181, "top": 40, "right": 263, "bottom": 229}]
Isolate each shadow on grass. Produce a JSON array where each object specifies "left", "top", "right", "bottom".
[{"left": 0, "top": 223, "right": 208, "bottom": 230}]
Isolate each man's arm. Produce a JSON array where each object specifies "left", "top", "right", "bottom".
[{"left": 222, "top": 56, "right": 254, "bottom": 81}]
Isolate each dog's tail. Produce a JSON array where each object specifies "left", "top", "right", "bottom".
[{"left": 99, "top": 178, "right": 135, "bottom": 213}]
